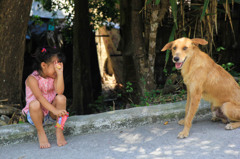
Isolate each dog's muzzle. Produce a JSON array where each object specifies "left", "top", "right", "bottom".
[{"left": 173, "top": 57, "right": 187, "bottom": 69}]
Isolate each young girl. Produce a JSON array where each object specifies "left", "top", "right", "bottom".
[{"left": 22, "top": 46, "right": 68, "bottom": 148}]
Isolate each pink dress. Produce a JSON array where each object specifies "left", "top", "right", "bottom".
[{"left": 22, "top": 71, "right": 56, "bottom": 116}]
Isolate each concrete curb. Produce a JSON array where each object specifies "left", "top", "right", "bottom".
[{"left": 0, "top": 100, "right": 211, "bottom": 146}]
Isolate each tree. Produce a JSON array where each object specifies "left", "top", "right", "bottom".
[
  {"left": 72, "top": 0, "right": 94, "bottom": 114},
  {"left": 119, "top": 0, "right": 161, "bottom": 102},
  {"left": 0, "top": 0, "right": 33, "bottom": 104}
]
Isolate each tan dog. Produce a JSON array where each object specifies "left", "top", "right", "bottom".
[{"left": 161, "top": 37, "right": 240, "bottom": 138}]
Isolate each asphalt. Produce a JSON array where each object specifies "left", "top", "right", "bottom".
[
  {"left": 0, "top": 100, "right": 211, "bottom": 146},
  {"left": 1, "top": 113, "right": 240, "bottom": 159}
]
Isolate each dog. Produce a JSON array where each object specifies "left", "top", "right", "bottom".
[{"left": 161, "top": 37, "right": 240, "bottom": 138}]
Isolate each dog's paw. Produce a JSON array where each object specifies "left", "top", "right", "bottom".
[
  {"left": 178, "top": 119, "right": 185, "bottom": 125},
  {"left": 225, "top": 123, "right": 234, "bottom": 130},
  {"left": 177, "top": 131, "right": 189, "bottom": 139},
  {"left": 225, "top": 122, "right": 240, "bottom": 130}
]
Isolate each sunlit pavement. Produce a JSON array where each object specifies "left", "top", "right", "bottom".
[{"left": 1, "top": 115, "right": 239, "bottom": 159}]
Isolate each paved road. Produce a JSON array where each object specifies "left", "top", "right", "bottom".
[{"left": 1, "top": 115, "right": 240, "bottom": 159}]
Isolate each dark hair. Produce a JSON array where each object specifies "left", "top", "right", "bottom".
[{"left": 32, "top": 46, "right": 65, "bottom": 71}]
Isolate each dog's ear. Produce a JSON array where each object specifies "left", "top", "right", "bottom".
[
  {"left": 191, "top": 38, "right": 208, "bottom": 46},
  {"left": 161, "top": 42, "right": 173, "bottom": 51}
]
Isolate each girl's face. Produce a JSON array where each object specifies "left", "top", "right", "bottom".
[{"left": 41, "top": 55, "right": 60, "bottom": 79}]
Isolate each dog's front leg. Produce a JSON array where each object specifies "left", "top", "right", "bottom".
[
  {"left": 178, "top": 89, "right": 202, "bottom": 139},
  {"left": 178, "top": 89, "right": 190, "bottom": 125}
]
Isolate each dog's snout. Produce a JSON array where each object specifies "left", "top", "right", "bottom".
[{"left": 174, "top": 57, "right": 180, "bottom": 62}]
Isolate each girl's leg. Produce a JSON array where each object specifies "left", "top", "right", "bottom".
[
  {"left": 50, "top": 95, "right": 67, "bottom": 146},
  {"left": 29, "top": 100, "right": 50, "bottom": 149}
]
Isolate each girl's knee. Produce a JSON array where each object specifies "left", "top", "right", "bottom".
[
  {"left": 55, "top": 95, "right": 67, "bottom": 104},
  {"left": 29, "top": 100, "right": 41, "bottom": 111}
]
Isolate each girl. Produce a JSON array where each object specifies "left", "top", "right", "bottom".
[{"left": 22, "top": 46, "right": 68, "bottom": 148}]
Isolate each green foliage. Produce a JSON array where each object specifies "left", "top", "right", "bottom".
[
  {"left": 36, "top": 0, "right": 119, "bottom": 44},
  {"left": 200, "top": 0, "right": 210, "bottom": 21},
  {"left": 37, "top": 0, "right": 120, "bottom": 29},
  {"left": 138, "top": 77, "right": 187, "bottom": 106},
  {"left": 89, "top": 0, "right": 119, "bottom": 29},
  {"left": 163, "top": 68, "right": 168, "bottom": 76},
  {"left": 146, "top": 0, "right": 161, "bottom": 5},
  {"left": 216, "top": 46, "right": 226, "bottom": 52},
  {"left": 221, "top": 61, "right": 240, "bottom": 86},
  {"left": 169, "top": 0, "right": 178, "bottom": 29},
  {"left": 140, "top": 89, "right": 161, "bottom": 106},
  {"left": 222, "top": 62, "right": 234, "bottom": 72},
  {"left": 146, "top": 0, "right": 152, "bottom": 5},
  {"left": 30, "top": 15, "right": 44, "bottom": 25},
  {"left": 124, "top": 81, "right": 134, "bottom": 105},
  {"left": 88, "top": 95, "right": 108, "bottom": 113},
  {"left": 172, "top": 67, "right": 177, "bottom": 72},
  {"left": 155, "top": 0, "right": 161, "bottom": 5},
  {"left": 125, "top": 81, "right": 133, "bottom": 93},
  {"left": 36, "top": 0, "right": 52, "bottom": 11},
  {"left": 222, "top": 62, "right": 240, "bottom": 77},
  {"left": 139, "top": 78, "right": 160, "bottom": 106},
  {"left": 61, "top": 26, "right": 73, "bottom": 44},
  {"left": 18, "top": 121, "right": 25, "bottom": 124},
  {"left": 166, "top": 79, "right": 173, "bottom": 85},
  {"left": 179, "top": 89, "right": 186, "bottom": 96},
  {"left": 164, "top": 24, "right": 177, "bottom": 69}
]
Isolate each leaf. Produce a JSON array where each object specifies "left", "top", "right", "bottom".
[
  {"left": 146, "top": 0, "right": 153, "bottom": 5},
  {"left": 227, "top": 62, "right": 234, "bottom": 67},
  {"left": 170, "top": 0, "right": 178, "bottom": 29},
  {"left": 164, "top": 24, "right": 177, "bottom": 68},
  {"left": 222, "top": 64, "right": 226, "bottom": 69},
  {"left": 155, "top": 0, "right": 161, "bottom": 5},
  {"left": 216, "top": 46, "right": 225, "bottom": 52},
  {"left": 200, "top": 0, "right": 210, "bottom": 21}
]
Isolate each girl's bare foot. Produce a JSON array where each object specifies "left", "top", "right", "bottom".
[
  {"left": 38, "top": 131, "right": 51, "bottom": 149},
  {"left": 56, "top": 128, "right": 67, "bottom": 146}
]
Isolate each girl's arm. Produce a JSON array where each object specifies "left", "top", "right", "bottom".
[
  {"left": 54, "top": 62, "right": 64, "bottom": 95},
  {"left": 26, "top": 76, "right": 67, "bottom": 117}
]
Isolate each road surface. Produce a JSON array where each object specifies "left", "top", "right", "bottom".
[{"left": 1, "top": 115, "right": 239, "bottom": 159}]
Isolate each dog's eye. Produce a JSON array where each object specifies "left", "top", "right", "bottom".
[
  {"left": 173, "top": 46, "right": 177, "bottom": 50},
  {"left": 183, "top": 47, "right": 188, "bottom": 50}
]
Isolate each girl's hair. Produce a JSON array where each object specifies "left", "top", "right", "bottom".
[{"left": 32, "top": 46, "right": 65, "bottom": 71}]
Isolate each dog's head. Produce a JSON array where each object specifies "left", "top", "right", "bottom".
[{"left": 161, "top": 37, "right": 208, "bottom": 69}]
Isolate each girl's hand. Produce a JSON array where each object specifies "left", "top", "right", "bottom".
[
  {"left": 54, "top": 61, "right": 63, "bottom": 74},
  {"left": 53, "top": 109, "right": 68, "bottom": 117}
]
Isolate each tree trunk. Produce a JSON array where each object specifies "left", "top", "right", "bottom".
[
  {"left": 72, "top": 0, "right": 99, "bottom": 114},
  {"left": 90, "top": 27, "right": 102, "bottom": 100},
  {"left": 0, "top": 0, "right": 32, "bottom": 104},
  {"left": 131, "top": 0, "right": 149, "bottom": 95},
  {"left": 119, "top": 0, "right": 155, "bottom": 103},
  {"left": 147, "top": 0, "right": 169, "bottom": 90},
  {"left": 119, "top": 0, "right": 141, "bottom": 102}
]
